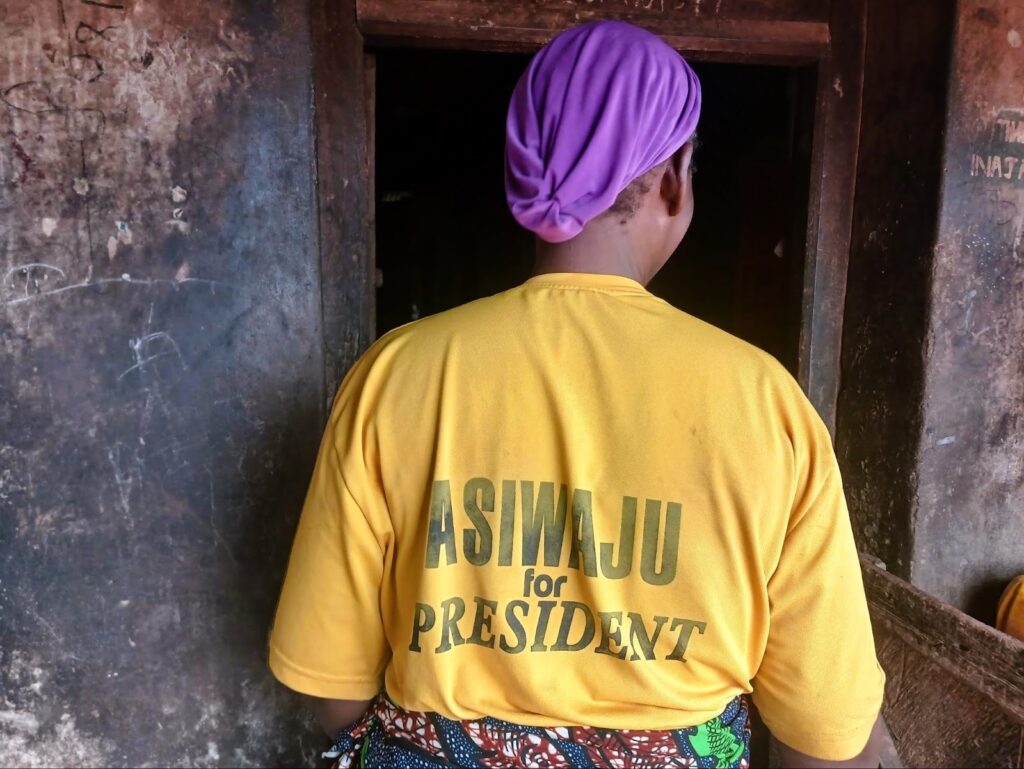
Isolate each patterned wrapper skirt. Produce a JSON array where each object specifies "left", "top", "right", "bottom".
[{"left": 324, "top": 693, "right": 751, "bottom": 769}]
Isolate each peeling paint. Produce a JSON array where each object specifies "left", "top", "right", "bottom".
[
  {"left": 106, "top": 221, "right": 132, "bottom": 258},
  {"left": 0, "top": 654, "right": 114, "bottom": 768},
  {"left": 164, "top": 218, "right": 192, "bottom": 235}
]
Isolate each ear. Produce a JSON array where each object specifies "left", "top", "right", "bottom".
[{"left": 660, "top": 143, "right": 693, "bottom": 217}]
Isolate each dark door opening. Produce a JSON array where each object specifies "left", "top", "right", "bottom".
[{"left": 374, "top": 48, "right": 812, "bottom": 373}]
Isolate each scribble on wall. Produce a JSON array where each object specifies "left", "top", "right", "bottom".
[{"left": 1, "top": 1, "right": 324, "bottom": 766}]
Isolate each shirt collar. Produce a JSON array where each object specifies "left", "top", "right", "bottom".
[{"left": 523, "top": 272, "right": 649, "bottom": 293}]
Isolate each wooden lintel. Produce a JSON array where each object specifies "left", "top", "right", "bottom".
[{"left": 357, "top": 0, "right": 830, "bottom": 60}]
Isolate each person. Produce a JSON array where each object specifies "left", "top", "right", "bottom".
[
  {"left": 268, "top": 20, "right": 885, "bottom": 769},
  {"left": 998, "top": 575, "right": 1024, "bottom": 642}
]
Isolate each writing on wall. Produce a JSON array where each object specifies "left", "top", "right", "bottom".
[{"left": 969, "top": 109, "right": 1024, "bottom": 185}]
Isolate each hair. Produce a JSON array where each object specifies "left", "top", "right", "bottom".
[
  {"left": 603, "top": 135, "right": 699, "bottom": 225},
  {"left": 605, "top": 170, "right": 657, "bottom": 222}
]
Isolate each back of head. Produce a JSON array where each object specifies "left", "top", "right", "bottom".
[{"left": 505, "top": 21, "right": 701, "bottom": 244}]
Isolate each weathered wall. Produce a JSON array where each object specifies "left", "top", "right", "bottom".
[
  {"left": 1, "top": 1, "right": 324, "bottom": 765},
  {"left": 839, "top": 0, "right": 1024, "bottom": 621},
  {"left": 912, "top": 0, "right": 1024, "bottom": 618},
  {"left": 837, "top": 0, "right": 956, "bottom": 579}
]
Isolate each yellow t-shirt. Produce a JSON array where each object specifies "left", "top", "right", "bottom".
[{"left": 269, "top": 272, "right": 884, "bottom": 760}]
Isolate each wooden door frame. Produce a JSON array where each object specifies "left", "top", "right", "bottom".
[{"left": 312, "top": 0, "right": 867, "bottom": 434}]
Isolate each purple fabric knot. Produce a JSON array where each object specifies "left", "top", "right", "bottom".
[{"left": 505, "top": 20, "right": 701, "bottom": 243}]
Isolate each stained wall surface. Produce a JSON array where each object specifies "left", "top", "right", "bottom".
[
  {"left": 837, "top": 0, "right": 955, "bottom": 580},
  {"left": 913, "top": 0, "right": 1024, "bottom": 617},
  {"left": 1, "top": 1, "right": 326, "bottom": 765},
  {"left": 837, "top": 0, "right": 1024, "bottom": 621}
]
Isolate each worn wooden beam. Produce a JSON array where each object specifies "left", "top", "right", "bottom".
[
  {"left": 797, "top": 0, "right": 866, "bottom": 432},
  {"left": 863, "top": 557, "right": 1024, "bottom": 722},
  {"left": 835, "top": 0, "right": 956, "bottom": 581},
  {"left": 864, "top": 557, "right": 1024, "bottom": 767},
  {"left": 357, "top": 0, "right": 830, "bottom": 61},
  {"left": 312, "top": 0, "right": 376, "bottom": 414}
]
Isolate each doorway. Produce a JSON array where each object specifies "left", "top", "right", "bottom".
[{"left": 374, "top": 48, "right": 813, "bottom": 374}]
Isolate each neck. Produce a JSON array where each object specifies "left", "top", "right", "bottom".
[{"left": 532, "top": 223, "right": 650, "bottom": 285}]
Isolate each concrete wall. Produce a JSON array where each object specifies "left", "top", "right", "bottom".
[
  {"left": 1, "top": 1, "right": 324, "bottom": 765},
  {"left": 839, "top": 0, "right": 1023, "bottom": 621},
  {"left": 912, "top": 0, "right": 1024, "bottom": 618}
]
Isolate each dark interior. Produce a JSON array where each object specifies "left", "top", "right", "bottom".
[{"left": 374, "top": 48, "right": 813, "bottom": 373}]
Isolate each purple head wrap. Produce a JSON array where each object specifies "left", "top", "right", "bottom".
[{"left": 505, "top": 21, "right": 701, "bottom": 243}]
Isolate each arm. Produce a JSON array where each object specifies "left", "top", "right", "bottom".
[
  {"left": 751, "top": 369, "right": 886, "bottom": 763},
  {"left": 267, "top": 350, "right": 393, "bottom": 714},
  {"left": 313, "top": 697, "right": 375, "bottom": 737},
  {"left": 773, "top": 715, "right": 884, "bottom": 769}
]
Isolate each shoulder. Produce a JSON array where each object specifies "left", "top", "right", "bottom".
[
  {"left": 342, "top": 290, "right": 514, "bottom": 383},
  {"left": 378, "top": 290, "right": 511, "bottom": 353},
  {"left": 651, "top": 299, "right": 790, "bottom": 384},
  {"left": 650, "top": 304, "right": 827, "bottom": 437}
]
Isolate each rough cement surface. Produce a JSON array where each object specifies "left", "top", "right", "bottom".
[
  {"left": 914, "top": 0, "right": 1024, "bottom": 618},
  {"left": 2, "top": 0, "right": 325, "bottom": 764}
]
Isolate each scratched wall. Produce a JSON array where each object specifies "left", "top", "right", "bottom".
[
  {"left": 912, "top": 0, "right": 1024, "bottom": 618},
  {"left": 1, "top": 1, "right": 324, "bottom": 766}
]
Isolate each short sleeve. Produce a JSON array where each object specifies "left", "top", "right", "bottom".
[
  {"left": 751, "top": 392, "right": 885, "bottom": 761},
  {"left": 268, "top": 356, "right": 392, "bottom": 700}
]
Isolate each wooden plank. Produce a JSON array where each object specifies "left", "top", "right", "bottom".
[
  {"left": 312, "top": 0, "right": 376, "bottom": 412},
  {"left": 862, "top": 557, "right": 1024, "bottom": 723},
  {"left": 358, "top": 0, "right": 831, "bottom": 27},
  {"left": 873, "top": 625, "right": 1024, "bottom": 768},
  {"left": 834, "top": 0, "right": 956, "bottom": 579},
  {"left": 357, "top": 0, "right": 830, "bottom": 61},
  {"left": 865, "top": 558, "right": 1024, "bottom": 766},
  {"left": 366, "top": 52, "right": 377, "bottom": 340},
  {"left": 797, "top": 0, "right": 866, "bottom": 432},
  {"left": 796, "top": 64, "right": 828, "bottom": 398}
]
